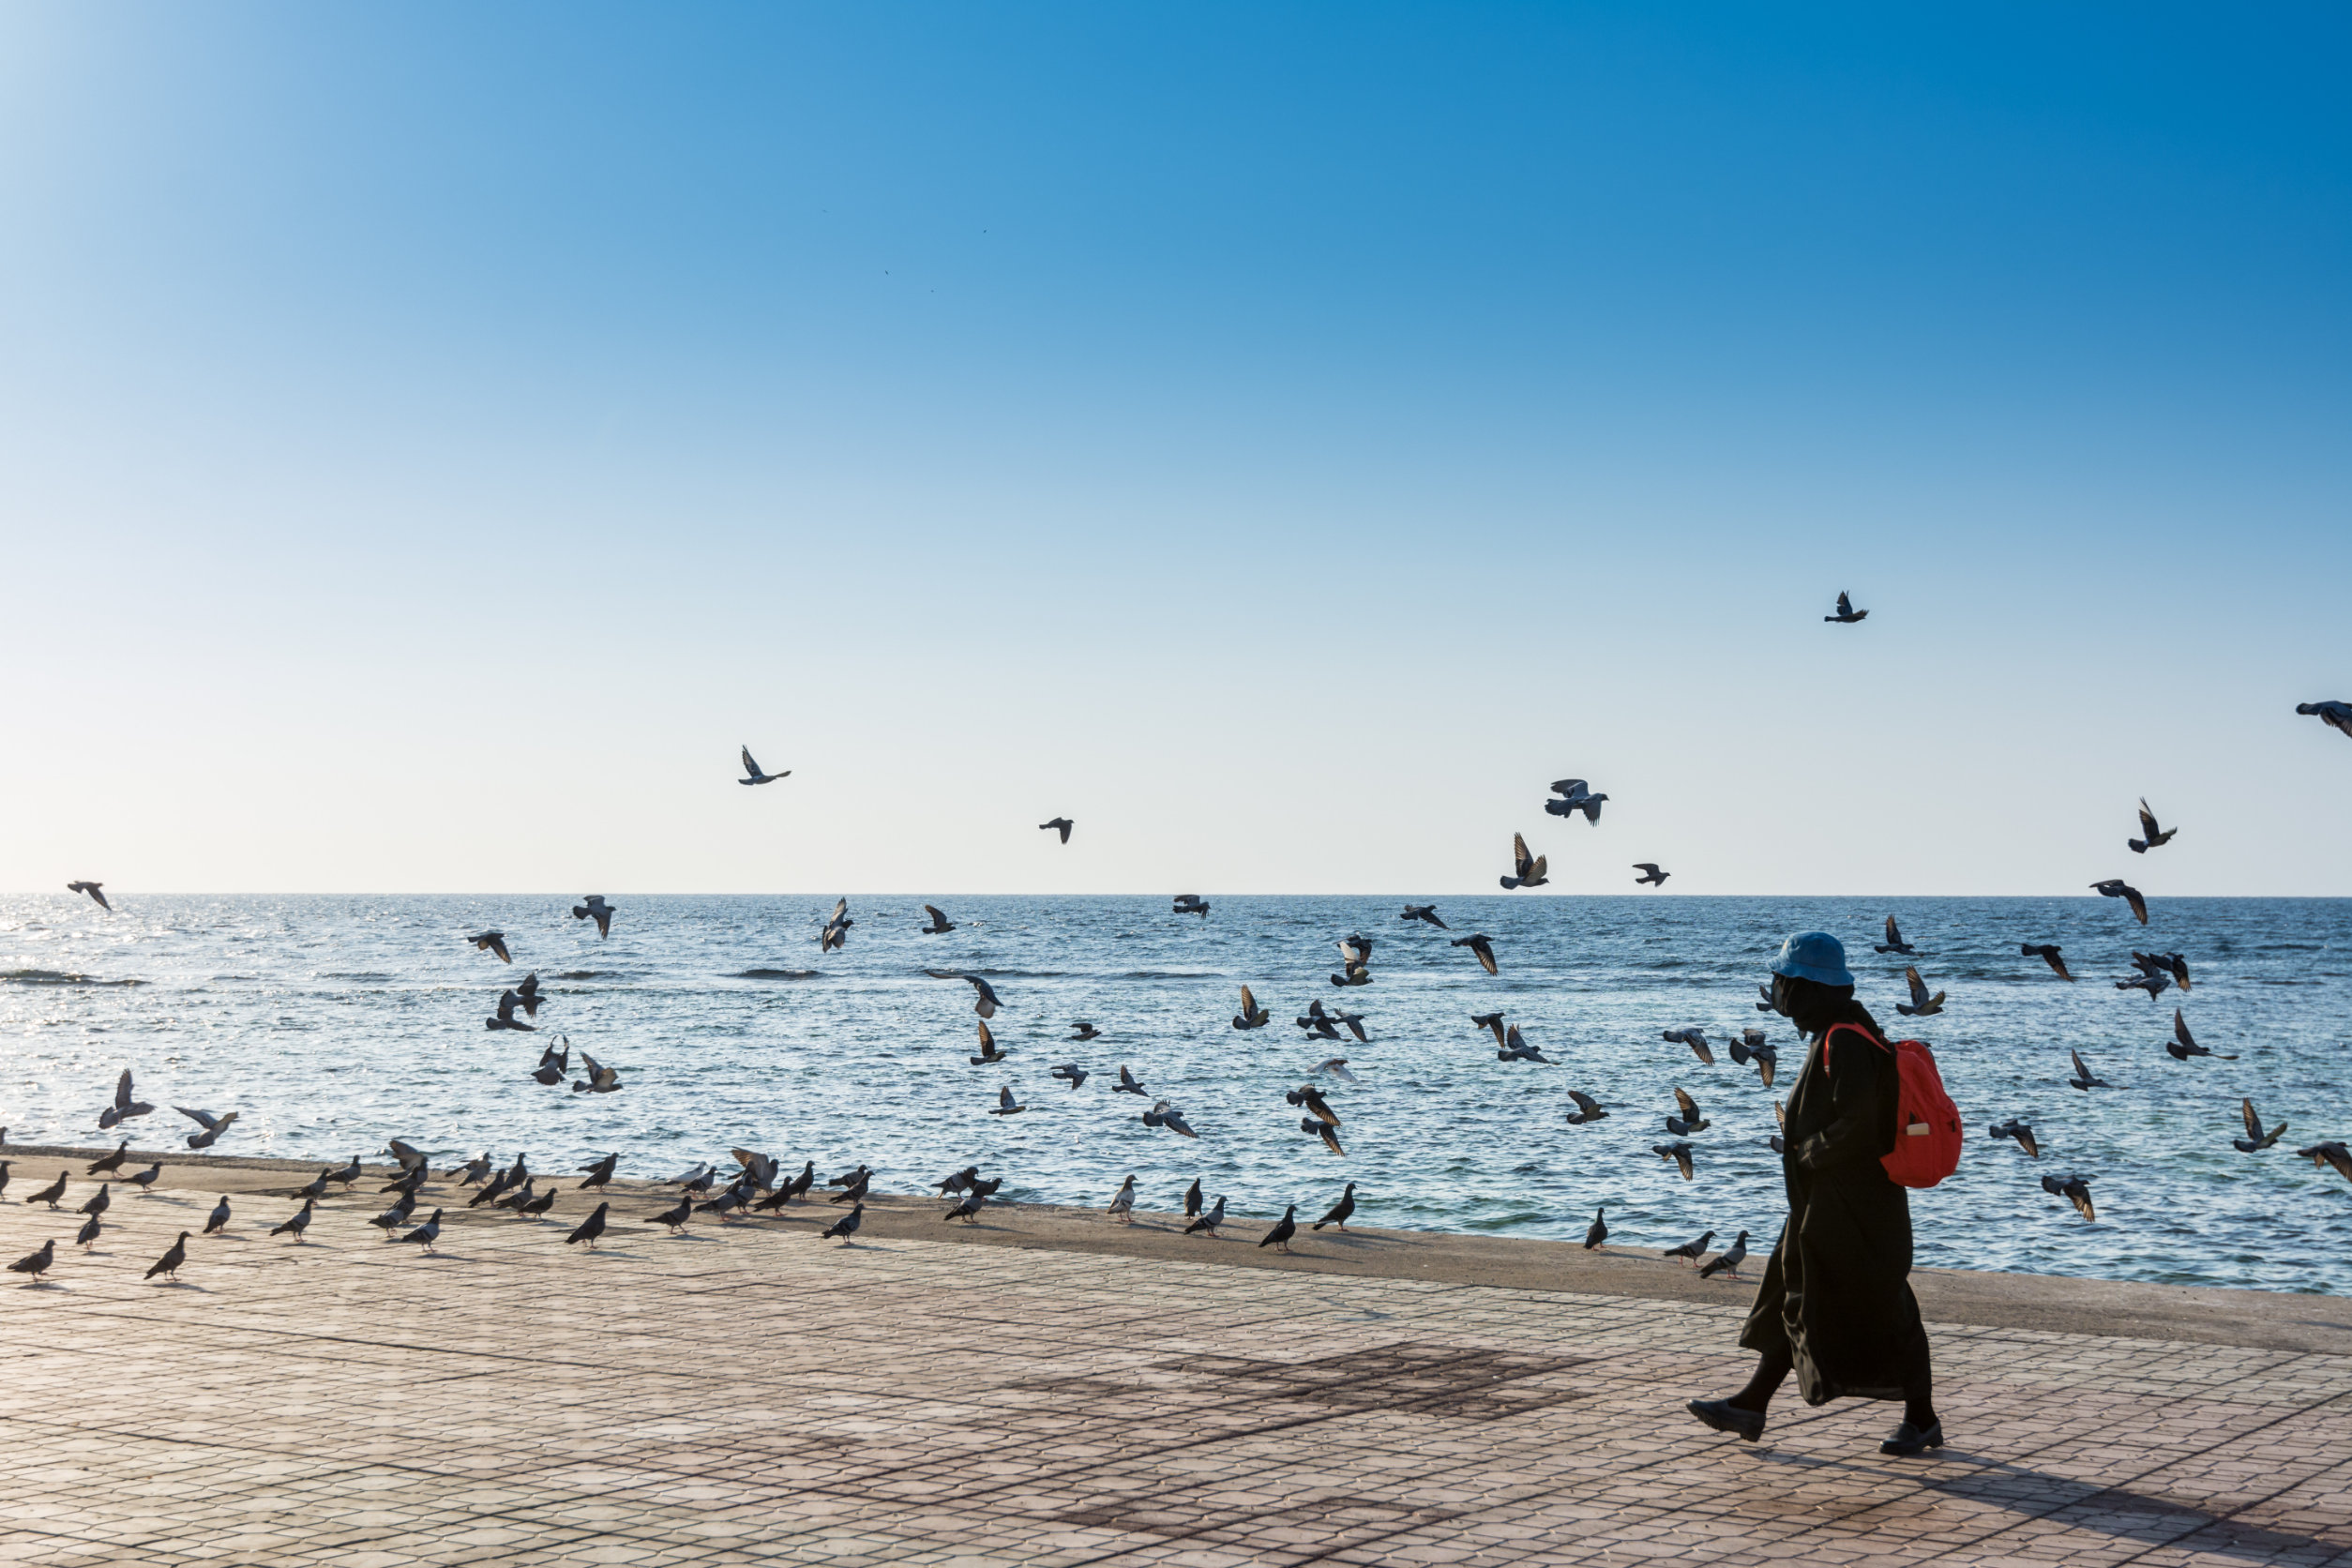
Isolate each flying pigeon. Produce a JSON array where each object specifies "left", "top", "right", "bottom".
[
  {"left": 68, "top": 881, "right": 111, "bottom": 911},
  {"left": 1872, "top": 915, "right": 1915, "bottom": 956},
  {"left": 1545, "top": 779, "right": 1606, "bottom": 822},
  {"left": 2090, "top": 879, "right": 2149, "bottom": 925},
  {"left": 1895, "top": 967, "right": 1946, "bottom": 1018},
  {"left": 1499, "top": 833, "right": 1548, "bottom": 890},
  {"left": 1231, "top": 987, "right": 1271, "bottom": 1030},
  {"left": 571, "top": 896, "right": 615, "bottom": 938},
  {"left": 739, "top": 746, "right": 789, "bottom": 785},
  {"left": 1040, "top": 817, "right": 1074, "bottom": 843},
  {"left": 1453, "top": 933, "right": 1499, "bottom": 975},
  {"left": 1632, "top": 863, "right": 1669, "bottom": 887},
  {"left": 925, "top": 970, "right": 1004, "bottom": 1018},
  {"left": 2020, "top": 943, "right": 2073, "bottom": 981},
  {"left": 467, "top": 931, "right": 512, "bottom": 962},
  {"left": 1399, "top": 903, "right": 1448, "bottom": 927},
  {"left": 2129, "top": 798, "right": 2176, "bottom": 853},
  {"left": 2233, "top": 1099, "right": 2288, "bottom": 1153},
  {"left": 1825, "top": 590, "right": 1867, "bottom": 623}
]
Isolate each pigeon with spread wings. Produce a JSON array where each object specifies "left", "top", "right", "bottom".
[
  {"left": 1545, "top": 779, "right": 1607, "bottom": 822},
  {"left": 739, "top": 746, "right": 789, "bottom": 785},
  {"left": 926, "top": 970, "right": 1004, "bottom": 1018},
  {"left": 1499, "top": 834, "right": 1548, "bottom": 890}
]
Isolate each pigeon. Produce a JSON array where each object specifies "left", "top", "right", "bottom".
[
  {"left": 1232, "top": 987, "right": 1271, "bottom": 1030},
  {"left": 1184, "top": 1177, "right": 1203, "bottom": 1218},
  {"left": 513, "top": 972, "right": 550, "bottom": 1017},
  {"left": 1699, "top": 1230, "right": 1751, "bottom": 1280},
  {"left": 1653, "top": 1141, "right": 1696, "bottom": 1181},
  {"left": 1331, "top": 936, "right": 1374, "bottom": 987},
  {"left": 1453, "top": 933, "right": 1499, "bottom": 975},
  {"left": 493, "top": 1178, "right": 538, "bottom": 1214},
  {"left": 828, "top": 1168, "right": 871, "bottom": 1202},
  {"left": 1662, "top": 1229, "right": 1714, "bottom": 1267},
  {"left": 925, "top": 970, "right": 1004, "bottom": 1018},
  {"left": 578, "top": 1153, "right": 619, "bottom": 1190},
  {"left": 368, "top": 1192, "right": 418, "bottom": 1233},
  {"left": 2116, "top": 965, "right": 2171, "bottom": 1000},
  {"left": 1499, "top": 833, "right": 1549, "bottom": 890},
  {"left": 2090, "top": 879, "right": 2149, "bottom": 925},
  {"left": 820, "top": 1202, "right": 863, "bottom": 1244},
  {"left": 323, "top": 1154, "right": 361, "bottom": 1187},
  {"left": 739, "top": 746, "right": 790, "bottom": 785},
  {"left": 694, "top": 1182, "right": 749, "bottom": 1222},
  {"left": 1895, "top": 967, "right": 1946, "bottom": 1018},
  {"left": 2296, "top": 1142, "right": 2352, "bottom": 1183},
  {"left": 379, "top": 1164, "right": 429, "bottom": 1199},
  {"left": 1727, "top": 1030, "right": 1777, "bottom": 1087},
  {"left": 970, "top": 1020, "right": 1008, "bottom": 1064},
  {"left": 387, "top": 1138, "right": 430, "bottom": 1172},
  {"left": 1873, "top": 915, "right": 1916, "bottom": 956},
  {"left": 75, "top": 1214, "right": 102, "bottom": 1251},
  {"left": 1258, "top": 1204, "right": 1299, "bottom": 1253},
  {"left": 1049, "top": 1063, "right": 1090, "bottom": 1090},
  {"left": 571, "top": 897, "right": 615, "bottom": 938},
  {"left": 2233, "top": 1100, "right": 2288, "bottom": 1153},
  {"left": 819, "top": 898, "right": 853, "bottom": 952},
  {"left": 1471, "top": 1012, "right": 1507, "bottom": 1048},
  {"left": 271, "top": 1198, "right": 315, "bottom": 1243},
  {"left": 87, "top": 1140, "right": 129, "bottom": 1175},
  {"left": 399, "top": 1210, "right": 445, "bottom": 1252},
  {"left": 26, "top": 1171, "right": 68, "bottom": 1209},
  {"left": 988, "top": 1085, "right": 1026, "bottom": 1115},
  {"left": 1769, "top": 1098, "right": 1787, "bottom": 1154},
  {"left": 1545, "top": 779, "right": 1607, "bottom": 823},
  {"left": 1172, "top": 894, "right": 1211, "bottom": 917},
  {"left": 1106, "top": 1176, "right": 1135, "bottom": 1224},
  {"left": 98, "top": 1071, "right": 154, "bottom": 1129},
  {"left": 1313, "top": 1058, "right": 1358, "bottom": 1081},
  {"left": 2021, "top": 943, "right": 2074, "bottom": 981},
  {"left": 487, "top": 989, "right": 538, "bottom": 1032},
  {"left": 146, "top": 1231, "right": 191, "bottom": 1281},
  {"left": 2041, "top": 1173, "right": 2096, "bottom": 1222},
  {"left": 1497, "top": 1025, "right": 1552, "bottom": 1063},
  {"left": 2165, "top": 1009, "right": 2236, "bottom": 1061},
  {"left": 204, "top": 1196, "right": 232, "bottom": 1234},
  {"left": 1988, "top": 1119, "right": 2041, "bottom": 1158},
  {"left": 1302, "top": 1118, "right": 1345, "bottom": 1156},
  {"left": 1312, "top": 1183, "right": 1356, "bottom": 1231},
  {"left": 1666, "top": 1087, "right": 1710, "bottom": 1136},
  {"left": 1298, "top": 1001, "right": 1345, "bottom": 1041},
  {"left": 1755, "top": 983, "right": 1776, "bottom": 1013},
  {"left": 646, "top": 1196, "right": 693, "bottom": 1233},
  {"left": 467, "top": 931, "right": 513, "bottom": 963},
  {"left": 9, "top": 1234, "right": 59, "bottom": 1280},
  {"left": 1632, "top": 863, "right": 1669, "bottom": 887},
  {"left": 2297, "top": 700, "right": 2352, "bottom": 738},
  {"left": 1040, "top": 817, "right": 1074, "bottom": 843},
  {"left": 942, "top": 1188, "right": 988, "bottom": 1225},
  {"left": 77, "top": 1183, "right": 111, "bottom": 1220},
  {"left": 0, "top": 1163, "right": 8, "bottom": 1201},
  {"left": 1825, "top": 590, "right": 1867, "bottom": 623},
  {"left": 2129, "top": 798, "right": 2177, "bottom": 854},
  {"left": 68, "top": 881, "right": 111, "bottom": 912},
  {"left": 2136, "top": 951, "right": 2193, "bottom": 991},
  {"left": 2066, "top": 1049, "right": 2110, "bottom": 1090},
  {"left": 571, "top": 1053, "right": 623, "bottom": 1093},
  {"left": 1400, "top": 904, "right": 1448, "bottom": 928},
  {"left": 565, "top": 1202, "right": 611, "bottom": 1247},
  {"left": 126, "top": 1162, "right": 163, "bottom": 1195},
  {"left": 1142, "top": 1100, "right": 1199, "bottom": 1138},
  {"left": 1287, "top": 1084, "right": 1341, "bottom": 1126},
  {"left": 1663, "top": 1027, "right": 1715, "bottom": 1065},
  {"left": 175, "top": 1106, "right": 241, "bottom": 1149},
  {"left": 1583, "top": 1206, "right": 1607, "bottom": 1249},
  {"left": 1563, "top": 1090, "right": 1608, "bottom": 1125},
  {"left": 1113, "top": 1065, "right": 1148, "bottom": 1095},
  {"left": 1185, "top": 1195, "right": 1226, "bottom": 1235},
  {"left": 782, "top": 1161, "right": 815, "bottom": 1201},
  {"left": 1069, "top": 1019, "right": 1105, "bottom": 1041},
  {"left": 920, "top": 904, "right": 956, "bottom": 935}
]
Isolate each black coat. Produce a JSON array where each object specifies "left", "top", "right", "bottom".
[{"left": 1740, "top": 1005, "right": 1928, "bottom": 1403}]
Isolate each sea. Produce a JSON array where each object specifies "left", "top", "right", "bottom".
[{"left": 3, "top": 893, "right": 2346, "bottom": 1295}]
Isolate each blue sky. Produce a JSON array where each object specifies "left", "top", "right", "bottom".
[{"left": 2, "top": 3, "right": 2346, "bottom": 894}]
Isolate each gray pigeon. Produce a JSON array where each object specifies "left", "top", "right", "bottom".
[{"left": 2295, "top": 700, "right": 2352, "bottom": 739}]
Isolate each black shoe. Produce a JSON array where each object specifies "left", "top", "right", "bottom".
[
  {"left": 1880, "top": 1419, "right": 1943, "bottom": 1455},
  {"left": 1687, "top": 1398, "right": 1766, "bottom": 1441}
]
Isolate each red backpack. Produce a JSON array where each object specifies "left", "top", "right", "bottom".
[{"left": 1822, "top": 1023, "right": 1964, "bottom": 1189}]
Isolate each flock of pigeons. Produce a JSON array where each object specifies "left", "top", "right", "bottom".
[{"left": 18, "top": 650, "right": 2352, "bottom": 1286}]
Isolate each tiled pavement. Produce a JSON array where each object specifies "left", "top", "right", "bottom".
[{"left": 3, "top": 1187, "right": 2349, "bottom": 1567}]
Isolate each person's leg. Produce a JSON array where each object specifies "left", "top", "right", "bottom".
[
  {"left": 1729, "top": 1347, "right": 1793, "bottom": 1415},
  {"left": 1900, "top": 1326, "right": 1936, "bottom": 1429}
]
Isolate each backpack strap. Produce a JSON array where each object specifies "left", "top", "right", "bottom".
[{"left": 1819, "top": 1021, "right": 1889, "bottom": 1075}]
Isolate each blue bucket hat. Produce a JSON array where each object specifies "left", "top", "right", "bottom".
[{"left": 1769, "top": 931, "right": 1854, "bottom": 988}]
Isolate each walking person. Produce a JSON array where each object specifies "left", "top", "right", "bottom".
[{"left": 1687, "top": 931, "right": 1942, "bottom": 1455}]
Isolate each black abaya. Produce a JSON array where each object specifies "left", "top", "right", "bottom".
[{"left": 1738, "top": 1003, "right": 1930, "bottom": 1405}]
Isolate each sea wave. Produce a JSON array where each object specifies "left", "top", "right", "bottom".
[
  {"left": 0, "top": 969, "right": 140, "bottom": 987},
  {"left": 737, "top": 969, "right": 822, "bottom": 981}
]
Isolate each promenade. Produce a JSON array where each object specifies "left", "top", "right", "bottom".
[{"left": 2, "top": 1155, "right": 2348, "bottom": 1567}]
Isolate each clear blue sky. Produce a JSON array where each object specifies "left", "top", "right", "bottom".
[{"left": 2, "top": 3, "right": 2346, "bottom": 895}]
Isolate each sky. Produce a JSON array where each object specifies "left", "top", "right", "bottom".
[{"left": 0, "top": 2, "right": 2346, "bottom": 896}]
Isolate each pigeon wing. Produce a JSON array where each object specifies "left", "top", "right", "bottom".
[
  {"left": 114, "top": 1069, "right": 134, "bottom": 1110},
  {"left": 2174, "top": 1009, "right": 2194, "bottom": 1051},
  {"left": 1674, "top": 1086, "right": 1700, "bottom": 1119},
  {"left": 1906, "top": 967, "right": 1929, "bottom": 1007}
]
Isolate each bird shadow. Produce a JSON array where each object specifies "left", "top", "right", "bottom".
[
  {"left": 151, "top": 1280, "right": 212, "bottom": 1292},
  {"left": 14, "top": 1280, "right": 62, "bottom": 1289}
]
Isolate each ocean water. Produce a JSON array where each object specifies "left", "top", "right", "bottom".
[{"left": 3, "top": 893, "right": 2347, "bottom": 1294}]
